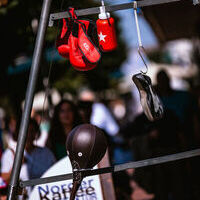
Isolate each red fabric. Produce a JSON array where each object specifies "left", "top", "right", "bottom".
[
  {"left": 56, "top": 8, "right": 101, "bottom": 71},
  {"left": 69, "top": 25, "right": 86, "bottom": 69},
  {"left": 78, "top": 23, "right": 101, "bottom": 64},
  {"left": 69, "top": 22, "right": 97, "bottom": 71},
  {"left": 56, "top": 18, "right": 71, "bottom": 58},
  {"left": 61, "top": 18, "right": 68, "bottom": 38}
]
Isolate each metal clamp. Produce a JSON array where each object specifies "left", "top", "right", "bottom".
[
  {"left": 133, "top": 1, "right": 137, "bottom": 10},
  {"left": 72, "top": 161, "right": 82, "bottom": 183},
  {"left": 49, "top": 15, "right": 54, "bottom": 27}
]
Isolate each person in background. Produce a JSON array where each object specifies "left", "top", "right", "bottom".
[
  {"left": 2, "top": 115, "right": 18, "bottom": 150},
  {"left": 47, "top": 99, "right": 82, "bottom": 161},
  {"left": 78, "top": 89, "right": 120, "bottom": 138},
  {"left": 78, "top": 90, "right": 154, "bottom": 200},
  {"left": 1, "top": 118, "right": 56, "bottom": 198},
  {"left": 24, "top": 119, "right": 56, "bottom": 180},
  {"left": 78, "top": 89, "right": 122, "bottom": 164},
  {"left": 153, "top": 69, "right": 200, "bottom": 200},
  {"left": 154, "top": 69, "right": 200, "bottom": 149},
  {"left": 32, "top": 110, "right": 50, "bottom": 148},
  {"left": 0, "top": 126, "right": 4, "bottom": 160},
  {"left": 1, "top": 116, "right": 26, "bottom": 185},
  {"left": 0, "top": 108, "right": 5, "bottom": 158}
]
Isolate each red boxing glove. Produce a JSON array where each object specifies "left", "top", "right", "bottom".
[
  {"left": 56, "top": 18, "right": 72, "bottom": 58},
  {"left": 69, "top": 22, "right": 86, "bottom": 69},
  {"left": 56, "top": 8, "right": 76, "bottom": 58},
  {"left": 56, "top": 8, "right": 101, "bottom": 71},
  {"left": 69, "top": 22, "right": 98, "bottom": 71},
  {"left": 78, "top": 22, "right": 101, "bottom": 64}
]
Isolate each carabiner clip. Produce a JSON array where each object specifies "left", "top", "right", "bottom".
[{"left": 138, "top": 46, "right": 148, "bottom": 74}]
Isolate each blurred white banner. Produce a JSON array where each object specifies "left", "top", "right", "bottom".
[{"left": 29, "top": 156, "right": 104, "bottom": 200}]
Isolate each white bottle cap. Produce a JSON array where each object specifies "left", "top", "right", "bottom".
[{"left": 98, "top": 6, "right": 110, "bottom": 19}]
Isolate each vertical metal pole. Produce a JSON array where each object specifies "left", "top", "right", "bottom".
[{"left": 7, "top": 0, "right": 52, "bottom": 199}]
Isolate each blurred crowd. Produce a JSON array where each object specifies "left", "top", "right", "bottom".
[{"left": 0, "top": 68, "right": 200, "bottom": 200}]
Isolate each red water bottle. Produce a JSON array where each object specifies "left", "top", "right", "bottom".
[{"left": 96, "top": 3, "right": 117, "bottom": 52}]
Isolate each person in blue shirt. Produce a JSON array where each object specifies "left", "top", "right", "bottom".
[
  {"left": 1, "top": 119, "right": 56, "bottom": 183},
  {"left": 24, "top": 119, "right": 56, "bottom": 179}
]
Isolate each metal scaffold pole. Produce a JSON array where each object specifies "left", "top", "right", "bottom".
[{"left": 7, "top": 0, "right": 52, "bottom": 199}]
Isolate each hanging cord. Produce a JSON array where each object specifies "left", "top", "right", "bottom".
[
  {"left": 133, "top": 1, "right": 142, "bottom": 47},
  {"left": 133, "top": 1, "right": 148, "bottom": 74}
]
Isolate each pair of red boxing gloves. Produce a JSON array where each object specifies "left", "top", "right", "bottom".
[{"left": 56, "top": 8, "right": 101, "bottom": 71}]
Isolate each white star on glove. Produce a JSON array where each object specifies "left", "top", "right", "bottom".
[{"left": 98, "top": 32, "right": 107, "bottom": 42}]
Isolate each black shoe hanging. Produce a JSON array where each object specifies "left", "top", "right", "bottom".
[{"left": 132, "top": 73, "right": 164, "bottom": 121}]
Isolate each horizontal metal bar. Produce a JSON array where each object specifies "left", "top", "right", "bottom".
[
  {"left": 114, "top": 147, "right": 200, "bottom": 172},
  {"left": 49, "top": 0, "right": 183, "bottom": 26},
  {"left": 20, "top": 173, "right": 73, "bottom": 188},
  {"left": 20, "top": 148, "right": 200, "bottom": 188}
]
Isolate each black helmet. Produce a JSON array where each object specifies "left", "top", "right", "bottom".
[{"left": 66, "top": 123, "right": 107, "bottom": 200}]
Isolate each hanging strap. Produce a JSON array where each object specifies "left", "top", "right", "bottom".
[
  {"left": 133, "top": 1, "right": 148, "bottom": 74},
  {"left": 133, "top": 1, "right": 142, "bottom": 47}
]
